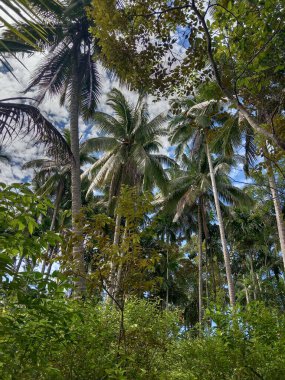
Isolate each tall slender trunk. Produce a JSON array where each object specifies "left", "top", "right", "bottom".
[
  {"left": 114, "top": 218, "right": 128, "bottom": 299},
  {"left": 197, "top": 200, "right": 203, "bottom": 324},
  {"left": 45, "top": 246, "right": 57, "bottom": 278},
  {"left": 266, "top": 161, "right": 285, "bottom": 271},
  {"left": 243, "top": 274, "right": 250, "bottom": 305},
  {"left": 107, "top": 213, "right": 121, "bottom": 301},
  {"left": 42, "top": 181, "right": 64, "bottom": 274},
  {"left": 249, "top": 252, "right": 257, "bottom": 300},
  {"left": 107, "top": 169, "right": 126, "bottom": 301},
  {"left": 166, "top": 247, "right": 169, "bottom": 309},
  {"left": 205, "top": 139, "right": 235, "bottom": 306},
  {"left": 70, "top": 64, "right": 86, "bottom": 295},
  {"left": 51, "top": 181, "right": 64, "bottom": 232},
  {"left": 201, "top": 198, "right": 215, "bottom": 303}
]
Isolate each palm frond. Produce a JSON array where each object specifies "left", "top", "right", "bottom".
[
  {"left": 152, "top": 154, "right": 178, "bottom": 168},
  {"left": 80, "top": 136, "right": 118, "bottom": 154},
  {"left": 143, "top": 141, "right": 161, "bottom": 153},
  {"left": 143, "top": 154, "right": 169, "bottom": 194},
  {"left": 0, "top": 39, "right": 35, "bottom": 54},
  {"left": 86, "top": 154, "right": 120, "bottom": 196},
  {"left": 0, "top": 1, "right": 63, "bottom": 48},
  {"left": 22, "top": 158, "right": 57, "bottom": 170},
  {"left": 80, "top": 54, "right": 101, "bottom": 120},
  {"left": 24, "top": 42, "right": 73, "bottom": 102},
  {"left": 107, "top": 88, "right": 134, "bottom": 132},
  {"left": 0, "top": 99, "right": 72, "bottom": 162},
  {"left": 136, "top": 112, "right": 167, "bottom": 141},
  {"left": 173, "top": 186, "right": 200, "bottom": 222},
  {"left": 36, "top": 173, "right": 61, "bottom": 196},
  {"left": 93, "top": 112, "right": 125, "bottom": 137},
  {"left": 188, "top": 99, "right": 220, "bottom": 116},
  {"left": 212, "top": 116, "right": 240, "bottom": 157},
  {"left": 81, "top": 150, "right": 115, "bottom": 180}
]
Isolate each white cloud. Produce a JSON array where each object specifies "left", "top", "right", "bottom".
[{"left": 0, "top": 54, "right": 171, "bottom": 183}]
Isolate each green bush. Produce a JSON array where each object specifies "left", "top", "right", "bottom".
[
  {"left": 166, "top": 302, "right": 285, "bottom": 380},
  {"left": 0, "top": 298, "right": 178, "bottom": 379},
  {"left": 1, "top": 299, "right": 285, "bottom": 379}
]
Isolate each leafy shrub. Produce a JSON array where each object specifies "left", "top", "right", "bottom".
[
  {"left": 0, "top": 298, "right": 178, "bottom": 379},
  {"left": 166, "top": 302, "right": 285, "bottom": 380},
  {"left": 1, "top": 299, "right": 285, "bottom": 379}
]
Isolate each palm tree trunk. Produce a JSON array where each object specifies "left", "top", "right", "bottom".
[
  {"left": 201, "top": 198, "right": 215, "bottom": 303},
  {"left": 266, "top": 161, "right": 285, "bottom": 271},
  {"left": 114, "top": 218, "right": 128, "bottom": 299},
  {"left": 197, "top": 200, "right": 203, "bottom": 324},
  {"left": 166, "top": 246, "right": 169, "bottom": 310},
  {"left": 51, "top": 181, "right": 64, "bottom": 231},
  {"left": 249, "top": 252, "right": 257, "bottom": 300},
  {"left": 108, "top": 213, "right": 121, "bottom": 301},
  {"left": 70, "top": 64, "right": 86, "bottom": 295},
  {"left": 42, "top": 181, "right": 64, "bottom": 274},
  {"left": 205, "top": 140, "right": 235, "bottom": 306},
  {"left": 243, "top": 275, "right": 250, "bottom": 304}
]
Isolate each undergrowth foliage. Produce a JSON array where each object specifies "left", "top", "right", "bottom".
[
  {"left": 0, "top": 184, "right": 285, "bottom": 379},
  {"left": 1, "top": 297, "right": 285, "bottom": 379},
  {"left": 1, "top": 1, "right": 285, "bottom": 378}
]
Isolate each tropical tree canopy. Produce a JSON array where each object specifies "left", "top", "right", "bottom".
[
  {"left": 1, "top": 2, "right": 285, "bottom": 379},
  {"left": 82, "top": 88, "right": 175, "bottom": 199}
]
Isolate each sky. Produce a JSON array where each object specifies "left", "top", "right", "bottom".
[
  {"left": 0, "top": 9, "right": 248, "bottom": 188},
  {"left": 0, "top": 53, "right": 170, "bottom": 184},
  {"left": 0, "top": 52, "right": 248, "bottom": 188}
]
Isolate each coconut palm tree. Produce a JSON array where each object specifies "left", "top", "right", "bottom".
[
  {"left": 161, "top": 152, "right": 251, "bottom": 315},
  {"left": 207, "top": 96, "right": 285, "bottom": 276},
  {"left": 23, "top": 129, "right": 98, "bottom": 273},
  {"left": 260, "top": 146, "right": 285, "bottom": 272},
  {"left": 82, "top": 88, "right": 175, "bottom": 298},
  {"left": 82, "top": 89, "right": 174, "bottom": 200},
  {"left": 1, "top": 0, "right": 102, "bottom": 293},
  {"left": 169, "top": 94, "right": 251, "bottom": 306}
]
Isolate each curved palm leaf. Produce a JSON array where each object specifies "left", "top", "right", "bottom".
[
  {"left": 80, "top": 136, "right": 118, "bottom": 154},
  {"left": 0, "top": 99, "right": 72, "bottom": 162},
  {"left": 83, "top": 88, "right": 172, "bottom": 198}
]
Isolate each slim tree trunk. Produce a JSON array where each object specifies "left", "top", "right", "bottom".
[
  {"left": 45, "top": 246, "right": 57, "bottom": 278},
  {"left": 107, "top": 213, "right": 121, "bottom": 301},
  {"left": 267, "top": 161, "right": 285, "bottom": 271},
  {"left": 42, "top": 181, "right": 64, "bottom": 274},
  {"left": 243, "top": 275, "right": 250, "bottom": 305},
  {"left": 249, "top": 252, "right": 257, "bottom": 300},
  {"left": 205, "top": 139, "right": 235, "bottom": 306},
  {"left": 114, "top": 218, "right": 128, "bottom": 299},
  {"left": 70, "top": 64, "right": 86, "bottom": 295},
  {"left": 197, "top": 201, "right": 203, "bottom": 324},
  {"left": 51, "top": 181, "right": 64, "bottom": 232},
  {"left": 201, "top": 198, "right": 215, "bottom": 303},
  {"left": 166, "top": 247, "right": 169, "bottom": 309}
]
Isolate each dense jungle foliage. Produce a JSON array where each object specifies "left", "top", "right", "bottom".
[{"left": 0, "top": 1, "right": 285, "bottom": 379}]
